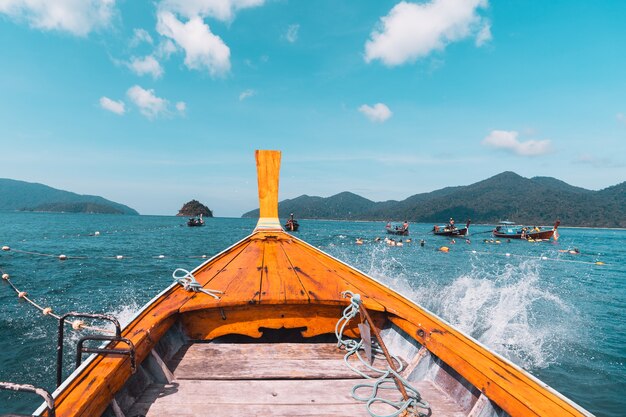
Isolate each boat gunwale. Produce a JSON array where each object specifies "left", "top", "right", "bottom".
[
  {"left": 33, "top": 231, "right": 257, "bottom": 416},
  {"left": 285, "top": 232, "right": 595, "bottom": 417}
]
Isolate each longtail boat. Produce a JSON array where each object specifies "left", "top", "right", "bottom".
[
  {"left": 186, "top": 214, "right": 205, "bottom": 227},
  {"left": 385, "top": 222, "right": 409, "bottom": 236},
  {"left": 493, "top": 220, "right": 560, "bottom": 240},
  {"left": 433, "top": 219, "right": 471, "bottom": 237},
  {"left": 284, "top": 213, "right": 299, "bottom": 231},
  {"left": 13, "top": 151, "right": 590, "bottom": 417}
]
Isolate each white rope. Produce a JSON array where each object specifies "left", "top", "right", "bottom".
[
  {"left": 336, "top": 291, "right": 431, "bottom": 417},
  {"left": 172, "top": 268, "right": 223, "bottom": 299},
  {"left": 1, "top": 267, "right": 113, "bottom": 334}
]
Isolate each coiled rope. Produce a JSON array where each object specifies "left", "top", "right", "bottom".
[
  {"left": 1, "top": 267, "right": 113, "bottom": 334},
  {"left": 336, "top": 291, "right": 431, "bottom": 417},
  {"left": 172, "top": 268, "right": 223, "bottom": 299}
]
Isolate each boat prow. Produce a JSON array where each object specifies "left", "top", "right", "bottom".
[{"left": 29, "top": 152, "right": 591, "bottom": 417}]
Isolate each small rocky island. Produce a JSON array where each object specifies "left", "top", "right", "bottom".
[{"left": 177, "top": 200, "right": 213, "bottom": 217}]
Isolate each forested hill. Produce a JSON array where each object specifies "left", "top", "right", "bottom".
[
  {"left": 242, "top": 172, "right": 626, "bottom": 228},
  {"left": 0, "top": 179, "right": 138, "bottom": 215}
]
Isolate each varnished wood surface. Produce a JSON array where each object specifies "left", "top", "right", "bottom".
[
  {"left": 128, "top": 379, "right": 464, "bottom": 417},
  {"left": 129, "top": 340, "right": 459, "bottom": 417},
  {"left": 254, "top": 150, "right": 282, "bottom": 231},
  {"left": 168, "top": 343, "right": 404, "bottom": 380}
]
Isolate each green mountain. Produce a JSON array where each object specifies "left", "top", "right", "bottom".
[
  {"left": 242, "top": 172, "right": 625, "bottom": 228},
  {"left": 0, "top": 178, "right": 138, "bottom": 215}
]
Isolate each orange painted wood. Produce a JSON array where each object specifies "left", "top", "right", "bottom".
[
  {"left": 180, "top": 304, "right": 375, "bottom": 340},
  {"left": 259, "top": 239, "right": 309, "bottom": 304},
  {"left": 276, "top": 238, "right": 385, "bottom": 311},
  {"left": 193, "top": 240, "right": 252, "bottom": 284},
  {"left": 254, "top": 150, "right": 282, "bottom": 231},
  {"left": 287, "top": 237, "right": 409, "bottom": 312},
  {"left": 181, "top": 240, "right": 264, "bottom": 311}
]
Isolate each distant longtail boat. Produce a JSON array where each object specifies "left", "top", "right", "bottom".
[{"left": 493, "top": 220, "right": 560, "bottom": 240}]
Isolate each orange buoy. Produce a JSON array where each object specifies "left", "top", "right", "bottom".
[{"left": 439, "top": 246, "right": 450, "bottom": 253}]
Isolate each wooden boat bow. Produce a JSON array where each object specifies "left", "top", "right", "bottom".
[{"left": 38, "top": 150, "right": 593, "bottom": 417}]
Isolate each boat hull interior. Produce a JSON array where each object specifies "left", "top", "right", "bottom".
[{"left": 101, "top": 313, "right": 505, "bottom": 417}]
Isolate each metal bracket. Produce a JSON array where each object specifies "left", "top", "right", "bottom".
[
  {"left": 75, "top": 334, "right": 136, "bottom": 374},
  {"left": 57, "top": 312, "right": 135, "bottom": 387}
]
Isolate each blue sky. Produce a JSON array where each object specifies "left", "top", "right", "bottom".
[{"left": 0, "top": 0, "right": 624, "bottom": 216}]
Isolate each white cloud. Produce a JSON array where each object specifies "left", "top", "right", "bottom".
[
  {"left": 239, "top": 89, "right": 256, "bottom": 101},
  {"left": 0, "top": 0, "right": 116, "bottom": 36},
  {"left": 156, "top": 39, "right": 178, "bottom": 59},
  {"left": 99, "top": 96, "right": 125, "bottom": 115},
  {"left": 359, "top": 103, "right": 392, "bottom": 123},
  {"left": 126, "top": 85, "right": 168, "bottom": 119},
  {"left": 158, "top": 0, "right": 264, "bottom": 21},
  {"left": 156, "top": 11, "right": 230, "bottom": 76},
  {"left": 475, "top": 22, "right": 492, "bottom": 46},
  {"left": 175, "top": 101, "right": 186, "bottom": 114},
  {"left": 482, "top": 130, "right": 552, "bottom": 157},
  {"left": 285, "top": 24, "right": 299, "bottom": 43},
  {"left": 365, "top": 0, "right": 490, "bottom": 66},
  {"left": 130, "top": 28, "right": 153, "bottom": 47},
  {"left": 128, "top": 55, "right": 164, "bottom": 79}
]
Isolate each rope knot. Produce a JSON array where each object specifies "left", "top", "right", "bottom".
[{"left": 172, "top": 268, "right": 223, "bottom": 300}]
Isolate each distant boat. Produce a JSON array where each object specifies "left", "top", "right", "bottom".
[
  {"left": 493, "top": 220, "right": 560, "bottom": 240},
  {"left": 433, "top": 219, "right": 471, "bottom": 237},
  {"left": 187, "top": 214, "right": 205, "bottom": 227},
  {"left": 385, "top": 221, "right": 409, "bottom": 236},
  {"left": 284, "top": 213, "right": 299, "bottom": 231}
]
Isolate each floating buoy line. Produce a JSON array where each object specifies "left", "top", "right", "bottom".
[
  {"left": 1, "top": 245, "right": 211, "bottom": 261},
  {"left": 465, "top": 249, "right": 607, "bottom": 266},
  {"left": 1, "top": 241, "right": 213, "bottom": 332},
  {"left": 0, "top": 265, "right": 113, "bottom": 334},
  {"left": 343, "top": 239, "right": 608, "bottom": 266},
  {"left": 1, "top": 235, "right": 609, "bottom": 339},
  {"left": 20, "top": 224, "right": 190, "bottom": 242}
]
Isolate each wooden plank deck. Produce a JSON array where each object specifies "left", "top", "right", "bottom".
[
  {"left": 127, "top": 342, "right": 466, "bottom": 417},
  {"left": 169, "top": 343, "right": 401, "bottom": 380}
]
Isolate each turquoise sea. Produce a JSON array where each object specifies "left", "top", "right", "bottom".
[{"left": 0, "top": 212, "right": 624, "bottom": 416}]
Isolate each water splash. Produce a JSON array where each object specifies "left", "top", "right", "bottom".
[
  {"left": 425, "top": 260, "right": 571, "bottom": 369},
  {"left": 109, "top": 300, "right": 143, "bottom": 328},
  {"left": 332, "top": 244, "right": 574, "bottom": 370}
]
